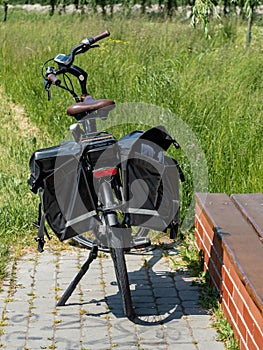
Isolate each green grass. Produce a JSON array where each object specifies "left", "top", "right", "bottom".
[
  {"left": 0, "top": 92, "right": 38, "bottom": 279},
  {"left": 0, "top": 11, "right": 262, "bottom": 275}
]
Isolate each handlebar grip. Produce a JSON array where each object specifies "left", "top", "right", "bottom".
[
  {"left": 90, "top": 30, "right": 110, "bottom": 44},
  {"left": 47, "top": 73, "right": 61, "bottom": 86}
]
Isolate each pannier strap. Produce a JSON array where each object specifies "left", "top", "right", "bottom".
[
  {"left": 126, "top": 208, "right": 160, "bottom": 216},
  {"left": 65, "top": 211, "right": 97, "bottom": 228},
  {"left": 33, "top": 203, "right": 51, "bottom": 253}
]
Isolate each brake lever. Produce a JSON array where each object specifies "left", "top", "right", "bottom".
[
  {"left": 77, "top": 44, "right": 100, "bottom": 55},
  {"left": 44, "top": 79, "right": 51, "bottom": 101}
]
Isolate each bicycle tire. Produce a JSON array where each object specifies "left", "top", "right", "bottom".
[
  {"left": 72, "top": 235, "right": 109, "bottom": 252},
  {"left": 72, "top": 226, "right": 150, "bottom": 252},
  {"left": 110, "top": 246, "right": 135, "bottom": 319}
]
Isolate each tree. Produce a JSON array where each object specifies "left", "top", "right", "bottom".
[
  {"left": 244, "top": 0, "right": 260, "bottom": 46},
  {"left": 192, "top": 0, "right": 218, "bottom": 37},
  {"left": 192, "top": 0, "right": 262, "bottom": 45},
  {"left": 2, "top": 0, "right": 8, "bottom": 22}
]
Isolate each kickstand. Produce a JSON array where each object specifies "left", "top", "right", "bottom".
[{"left": 57, "top": 243, "right": 98, "bottom": 306}]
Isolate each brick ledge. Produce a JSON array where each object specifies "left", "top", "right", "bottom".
[{"left": 194, "top": 193, "right": 263, "bottom": 350}]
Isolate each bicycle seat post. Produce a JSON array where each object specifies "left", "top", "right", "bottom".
[{"left": 83, "top": 118, "right": 97, "bottom": 134}]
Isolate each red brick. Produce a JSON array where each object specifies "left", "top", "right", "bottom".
[
  {"left": 225, "top": 306, "right": 242, "bottom": 349},
  {"left": 223, "top": 267, "right": 234, "bottom": 296},
  {"left": 213, "top": 245, "right": 223, "bottom": 271},
  {"left": 195, "top": 211, "right": 208, "bottom": 236},
  {"left": 245, "top": 294, "right": 263, "bottom": 328},
  {"left": 221, "top": 299, "right": 230, "bottom": 320},
  {"left": 232, "top": 278, "right": 263, "bottom": 339},
  {"left": 236, "top": 313, "right": 247, "bottom": 344},
  {"left": 214, "top": 256, "right": 223, "bottom": 278},
  {"left": 196, "top": 233, "right": 206, "bottom": 258},
  {"left": 222, "top": 298, "right": 234, "bottom": 327},
  {"left": 202, "top": 244, "right": 210, "bottom": 266},
  {"left": 243, "top": 304, "right": 254, "bottom": 331},
  {"left": 194, "top": 216, "right": 201, "bottom": 236},
  {"left": 197, "top": 211, "right": 215, "bottom": 242},
  {"left": 238, "top": 281, "right": 263, "bottom": 327},
  {"left": 194, "top": 228, "right": 202, "bottom": 251},
  {"left": 208, "top": 259, "right": 222, "bottom": 291},
  {"left": 246, "top": 331, "right": 258, "bottom": 350},
  {"left": 212, "top": 236, "right": 223, "bottom": 262},
  {"left": 253, "top": 321, "right": 263, "bottom": 350},
  {"left": 210, "top": 238, "right": 222, "bottom": 263},
  {"left": 228, "top": 295, "right": 238, "bottom": 323},
  {"left": 232, "top": 284, "right": 245, "bottom": 316},
  {"left": 211, "top": 271, "right": 221, "bottom": 291},
  {"left": 223, "top": 251, "right": 244, "bottom": 293},
  {"left": 203, "top": 231, "right": 211, "bottom": 255},
  {"left": 222, "top": 249, "right": 232, "bottom": 272},
  {"left": 239, "top": 339, "right": 248, "bottom": 350},
  {"left": 221, "top": 283, "right": 230, "bottom": 306},
  {"left": 195, "top": 193, "right": 263, "bottom": 350},
  {"left": 194, "top": 214, "right": 203, "bottom": 232},
  {"left": 222, "top": 238, "right": 263, "bottom": 319},
  {"left": 221, "top": 264, "right": 227, "bottom": 280},
  {"left": 194, "top": 218, "right": 203, "bottom": 240}
]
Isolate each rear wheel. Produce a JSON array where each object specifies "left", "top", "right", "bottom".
[
  {"left": 99, "top": 180, "right": 135, "bottom": 318},
  {"left": 72, "top": 234, "right": 108, "bottom": 251},
  {"left": 72, "top": 226, "right": 150, "bottom": 251},
  {"left": 110, "top": 245, "right": 135, "bottom": 319}
]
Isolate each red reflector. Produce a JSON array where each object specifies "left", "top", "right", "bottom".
[{"left": 93, "top": 168, "right": 117, "bottom": 178}]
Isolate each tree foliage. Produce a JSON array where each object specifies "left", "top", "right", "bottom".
[{"left": 1, "top": 0, "right": 263, "bottom": 44}]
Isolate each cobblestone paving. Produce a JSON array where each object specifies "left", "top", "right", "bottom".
[{"left": 0, "top": 246, "right": 225, "bottom": 350}]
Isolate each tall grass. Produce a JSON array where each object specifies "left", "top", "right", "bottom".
[
  {"left": 0, "top": 91, "right": 39, "bottom": 278},
  {"left": 0, "top": 11, "right": 262, "bottom": 275}
]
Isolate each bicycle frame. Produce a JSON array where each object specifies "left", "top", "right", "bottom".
[{"left": 29, "top": 30, "right": 182, "bottom": 320}]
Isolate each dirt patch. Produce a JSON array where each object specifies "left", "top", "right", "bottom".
[
  {"left": 0, "top": 87, "right": 40, "bottom": 138},
  {"left": 8, "top": 101, "right": 40, "bottom": 138}
]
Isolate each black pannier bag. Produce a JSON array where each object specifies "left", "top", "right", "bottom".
[
  {"left": 28, "top": 133, "right": 117, "bottom": 251},
  {"left": 118, "top": 126, "right": 184, "bottom": 238}
]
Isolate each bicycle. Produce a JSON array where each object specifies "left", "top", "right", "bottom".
[{"left": 28, "top": 30, "right": 184, "bottom": 320}]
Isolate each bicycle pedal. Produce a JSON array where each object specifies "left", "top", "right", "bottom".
[{"left": 132, "top": 237, "right": 151, "bottom": 249}]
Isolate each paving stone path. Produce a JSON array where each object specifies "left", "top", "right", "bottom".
[{"left": 0, "top": 245, "right": 225, "bottom": 350}]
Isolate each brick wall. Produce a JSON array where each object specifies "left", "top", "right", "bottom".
[{"left": 194, "top": 193, "right": 263, "bottom": 350}]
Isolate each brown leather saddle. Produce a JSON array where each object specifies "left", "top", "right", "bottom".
[{"left": 67, "top": 94, "right": 115, "bottom": 120}]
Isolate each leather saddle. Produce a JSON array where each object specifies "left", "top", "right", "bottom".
[{"left": 67, "top": 94, "right": 115, "bottom": 121}]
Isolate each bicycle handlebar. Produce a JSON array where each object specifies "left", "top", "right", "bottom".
[
  {"left": 47, "top": 73, "right": 61, "bottom": 86},
  {"left": 86, "top": 30, "right": 110, "bottom": 45},
  {"left": 53, "top": 30, "right": 111, "bottom": 68},
  {"left": 43, "top": 30, "right": 110, "bottom": 99}
]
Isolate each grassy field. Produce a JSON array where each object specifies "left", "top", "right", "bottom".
[{"left": 0, "top": 10, "right": 262, "bottom": 278}]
